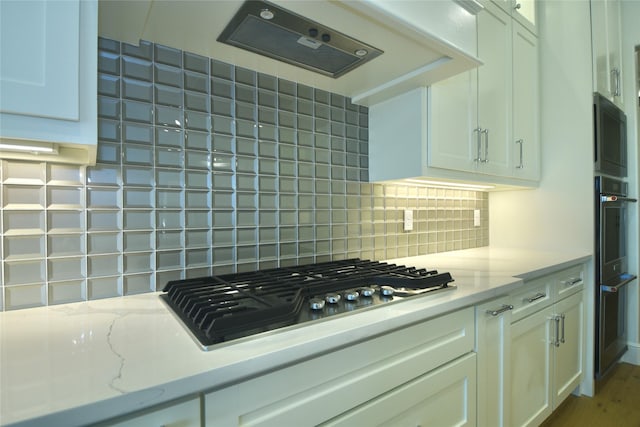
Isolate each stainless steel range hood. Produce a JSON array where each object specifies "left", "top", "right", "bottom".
[
  {"left": 218, "top": 1, "right": 383, "bottom": 78},
  {"left": 98, "top": 0, "right": 483, "bottom": 106}
]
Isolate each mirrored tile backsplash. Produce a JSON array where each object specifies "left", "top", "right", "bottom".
[{"left": 0, "top": 38, "right": 488, "bottom": 311}]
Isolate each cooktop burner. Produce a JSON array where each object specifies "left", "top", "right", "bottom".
[{"left": 161, "top": 259, "right": 455, "bottom": 349}]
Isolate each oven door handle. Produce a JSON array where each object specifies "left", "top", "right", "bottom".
[
  {"left": 601, "top": 274, "right": 637, "bottom": 293},
  {"left": 600, "top": 195, "right": 638, "bottom": 203}
]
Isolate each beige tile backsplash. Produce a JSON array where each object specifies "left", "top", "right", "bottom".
[{"left": 0, "top": 38, "right": 489, "bottom": 311}]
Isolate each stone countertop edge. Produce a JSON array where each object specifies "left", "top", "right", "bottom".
[{"left": 0, "top": 247, "right": 592, "bottom": 427}]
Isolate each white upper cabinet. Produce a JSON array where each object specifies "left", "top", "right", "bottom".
[
  {"left": 491, "top": 0, "right": 537, "bottom": 34},
  {"left": 369, "top": 0, "right": 540, "bottom": 188},
  {"left": 591, "top": 0, "right": 623, "bottom": 107},
  {"left": 0, "top": 1, "right": 79, "bottom": 120},
  {"left": 0, "top": 0, "right": 97, "bottom": 165},
  {"left": 512, "top": 19, "right": 540, "bottom": 181},
  {"left": 431, "top": 1, "right": 512, "bottom": 177},
  {"left": 475, "top": 3, "right": 512, "bottom": 177}
]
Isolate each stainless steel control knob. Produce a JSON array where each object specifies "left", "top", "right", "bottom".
[
  {"left": 309, "top": 297, "right": 325, "bottom": 310},
  {"left": 360, "top": 287, "right": 375, "bottom": 297},
  {"left": 344, "top": 290, "right": 359, "bottom": 301},
  {"left": 325, "top": 293, "right": 341, "bottom": 304},
  {"left": 380, "top": 286, "right": 395, "bottom": 296}
]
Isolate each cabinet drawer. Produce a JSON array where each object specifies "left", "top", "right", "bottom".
[
  {"left": 205, "top": 307, "right": 475, "bottom": 426},
  {"left": 510, "top": 277, "right": 553, "bottom": 323},
  {"left": 321, "top": 352, "right": 477, "bottom": 427},
  {"left": 554, "top": 265, "right": 584, "bottom": 300}
]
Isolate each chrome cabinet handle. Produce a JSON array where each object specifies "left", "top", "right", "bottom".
[
  {"left": 486, "top": 304, "right": 514, "bottom": 316},
  {"left": 474, "top": 127, "right": 483, "bottom": 162},
  {"left": 560, "top": 313, "right": 566, "bottom": 344},
  {"left": 514, "top": 2, "right": 522, "bottom": 10},
  {"left": 481, "top": 129, "right": 489, "bottom": 162},
  {"left": 515, "top": 139, "right": 524, "bottom": 169},
  {"left": 525, "top": 292, "right": 546, "bottom": 303},
  {"left": 610, "top": 68, "right": 621, "bottom": 97},
  {"left": 554, "top": 316, "right": 561, "bottom": 347},
  {"left": 561, "top": 278, "right": 581, "bottom": 287}
]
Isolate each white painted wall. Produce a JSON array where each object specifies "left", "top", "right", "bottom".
[
  {"left": 620, "top": 0, "right": 640, "bottom": 366},
  {"left": 489, "top": 0, "right": 593, "bottom": 253},
  {"left": 489, "top": 0, "right": 595, "bottom": 394}
]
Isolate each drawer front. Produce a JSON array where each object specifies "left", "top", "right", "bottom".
[
  {"left": 554, "top": 264, "right": 584, "bottom": 301},
  {"left": 321, "top": 352, "right": 477, "bottom": 427},
  {"left": 205, "top": 307, "right": 475, "bottom": 426},
  {"left": 510, "top": 276, "right": 553, "bottom": 323}
]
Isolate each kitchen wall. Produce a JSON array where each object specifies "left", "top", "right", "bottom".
[{"left": 0, "top": 38, "right": 489, "bottom": 311}]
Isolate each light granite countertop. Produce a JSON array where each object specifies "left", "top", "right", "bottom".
[{"left": 0, "top": 247, "right": 591, "bottom": 427}]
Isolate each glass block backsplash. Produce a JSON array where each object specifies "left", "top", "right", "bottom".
[{"left": 0, "top": 38, "right": 488, "bottom": 311}]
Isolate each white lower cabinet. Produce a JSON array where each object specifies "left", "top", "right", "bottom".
[
  {"left": 204, "top": 307, "right": 475, "bottom": 426},
  {"left": 552, "top": 291, "right": 585, "bottom": 405},
  {"left": 510, "top": 305, "right": 554, "bottom": 427},
  {"left": 104, "top": 397, "right": 201, "bottom": 427},
  {"left": 509, "top": 267, "right": 585, "bottom": 427},
  {"left": 475, "top": 296, "right": 512, "bottom": 427},
  {"left": 476, "top": 264, "right": 585, "bottom": 427}
]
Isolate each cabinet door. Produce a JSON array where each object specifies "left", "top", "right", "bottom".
[
  {"left": 0, "top": 0, "right": 97, "bottom": 164},
  {"left": 591, "top": 0, "right": 609, "bottom": 96},
  {"left": 428, "top": 70, "right": 478, "bottom": 173},
  {"left": 591, "top": 0, "right": 623, "bottom": 106},
  {"left": 491, "top": 0, "right": 537, "bottom": 34},
  {"left": 476, "top": 297, "right": 512, "bottom": 427},
  {"left": 512, "top": 22, "right": 540, "bottom": 181},
  {"left": 477, "top": 2, "right": 512, "bottom": 177},
  {"left": 0, "top": 0, "right": 79, "bottom": 120},
  {"left": 606, "top": 0, "right": 623, "bottom": 105},
  {"left": 510, "top": 306, "right": 553, "bottom": 427},
  {"left": 512, "top": 0, "right": 537, "bottom": 34},
  {"left": 553, "top": 291, "right": 584, "bottom": 405},
  {"left": 321, "top": 353, "right": 477, "bottom": 427}
]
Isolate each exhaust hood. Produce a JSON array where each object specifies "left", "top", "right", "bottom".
[
  {"left": 218, "top": 1, "right": 383, "bottom": 78},
  {"left": 98, "top": 0, "right": 482, "bottom": 106}
]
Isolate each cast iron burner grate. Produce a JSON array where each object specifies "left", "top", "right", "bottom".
[{"left": 161, "top": 259, "right": 454, "bottom": 348}]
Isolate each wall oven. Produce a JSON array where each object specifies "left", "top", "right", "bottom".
[
  {"left": 594, "top": 92, "right": 627, "bottom": 177},
  {"left": 595, "top": 176, "right": 637, "bottom": 378}
]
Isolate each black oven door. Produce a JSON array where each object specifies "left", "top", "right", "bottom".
[
  {"left": 597, "top": 277, "right": 633, "bottom": 377},
  {"left": 595, "top": 177, "right": 637, "bottom": 378},
  {"left": 600, "top": 197, "right": 626, "bottom": 283}
]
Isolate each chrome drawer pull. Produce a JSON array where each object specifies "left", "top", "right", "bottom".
[
  {"left": 560, "top": 313, "right": 566, "bottom": 344},
  {"left": 561, "top": 278, "right": 581, "bottom": 287},
  {"left": 525, "top": 292, "right": 546, "bottom": 303},
  {"left": 486, "top": 304, "right": 514, "bottom": 316}
]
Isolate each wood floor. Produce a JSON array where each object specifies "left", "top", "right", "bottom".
[{"left": 541, "top": 363, "right": 640, "bottom": 427}]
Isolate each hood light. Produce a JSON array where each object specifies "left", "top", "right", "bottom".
[
  {"left": 355, "top": 49, "right": 368, "bottom": 57},
  {"left": 260, "top": 8, "right": 274, "bottom": 20},
  {"left": 0, "top": 142, "right": 58, "bottom": 154}
]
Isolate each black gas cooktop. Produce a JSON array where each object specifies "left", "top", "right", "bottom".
[{"left": 161, "top": 259, "right": 455, "bottom": 349}]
